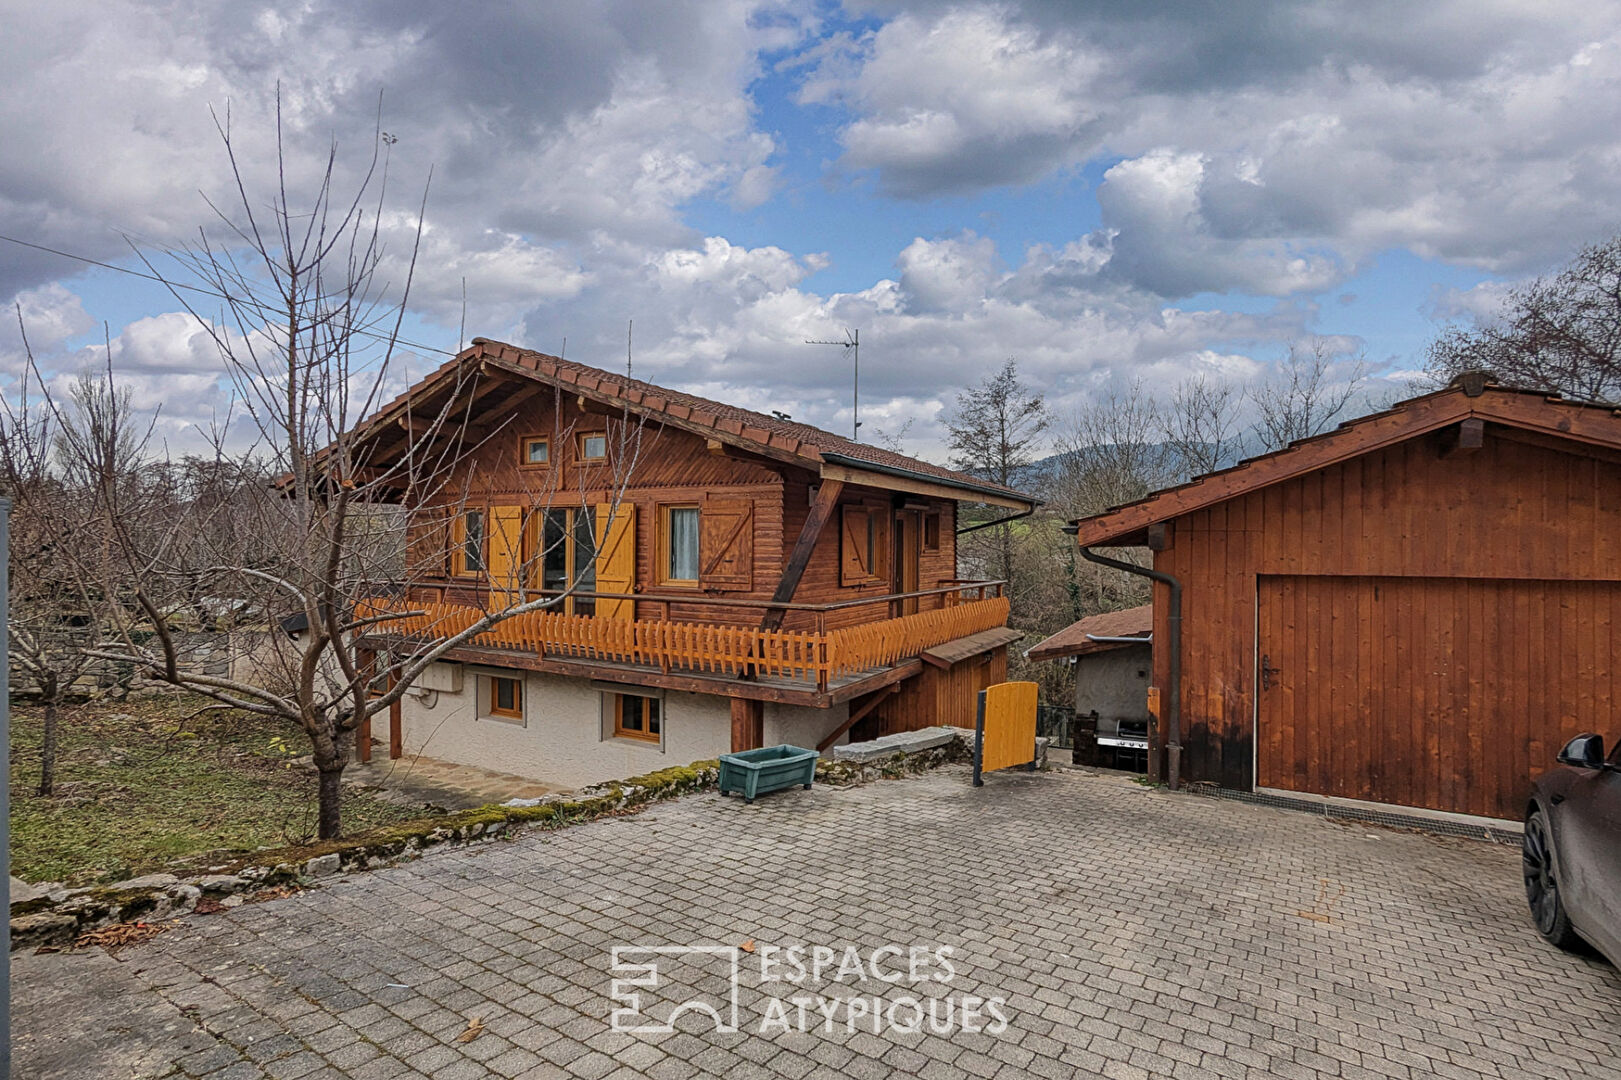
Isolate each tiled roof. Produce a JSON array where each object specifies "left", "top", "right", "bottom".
[
  {"left": 367, "top": 338, "right": 1037, "bottom": 504},
  {"left": 1026, "top": 604, "right": 1153, "bottom": 661}
]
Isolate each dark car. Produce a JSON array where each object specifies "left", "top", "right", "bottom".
[{"left": 1524, "top": 733, "right": 1621, "bottom": 965}]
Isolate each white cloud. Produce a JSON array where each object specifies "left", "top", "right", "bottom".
[{"left": 804, "top": 1, "right": 1621, "bottom": 296}]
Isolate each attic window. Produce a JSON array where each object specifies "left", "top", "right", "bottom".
[
  {"left": 579, "top": 432, "right": 608, "bottom": 461},
  {"left": 521, "top": 436, "right": 549, "bottom": 466}
]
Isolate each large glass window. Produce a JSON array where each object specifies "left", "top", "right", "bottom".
[
  {"left": 459, "top": 510, "right": 485, "bottom": 575},
  {"left": 664, "top": 506, "right": 700, "bottom": 583},
  {"left": 537, "top": 507, "right": 596, "bottom": 616},
  {"left": 572, "top": 506, "right": 597, "bottom": 616}
]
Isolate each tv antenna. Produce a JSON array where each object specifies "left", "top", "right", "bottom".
[{"left": 805, "top": 328, "right": 860, "bottom": 440}]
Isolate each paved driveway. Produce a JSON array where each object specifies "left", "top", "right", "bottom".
[{"left": 15, "top": 767, "right": 1621, "bottom": 1080}]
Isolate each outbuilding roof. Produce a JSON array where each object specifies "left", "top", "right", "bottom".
[
  {"left": 1073, "top": 374, "right": 1621, "bottom": 547},
  {"left": 357, "top": 338, "right": 1037, "bottom": 509},
  {"left": 1026, "top": 604, "right": 1153, "bottom": 662}
]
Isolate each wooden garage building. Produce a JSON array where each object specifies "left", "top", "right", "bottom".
[{"left": 1071, "top": 375, "right": 1621, "bottom": 823}]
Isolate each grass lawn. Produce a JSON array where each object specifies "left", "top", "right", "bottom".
[{"left": 9, "top": 694, "right": 425, "bottom": 885}]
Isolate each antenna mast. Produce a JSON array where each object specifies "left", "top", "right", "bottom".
[{"left": 805, "top": 328, "right": 860, "bottom": 440}]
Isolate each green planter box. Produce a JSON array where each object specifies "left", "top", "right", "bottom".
[{"left": 718, "top": 745, "right": 818, "bottom": 804}]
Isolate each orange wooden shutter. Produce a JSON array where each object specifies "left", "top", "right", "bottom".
[
  {"left": 487, "top": 505, "right": 524, "bottom": 607},
  {"left": 595, "top": 503, "right": 636, "bottom": 620},
  {"left": 699, "top": 497, "right": 754, "bottom": 590},
  {"left": 840, "top": 506, "right": 870, "bottom": 585}
]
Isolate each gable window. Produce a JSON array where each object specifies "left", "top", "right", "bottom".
[
  {"left": 453, "top": 510, "right": 486, "bottom": 577},
  {"left": 521, "top": 435, "right": 550, "bottom": 466},
  {"left": 609, "top": 692, "right": 661, "bottom": 742},
  {"left": 660, "top": 505, "right": 701, "bottom": 585},
  {"left": 482, "top": 675, "right": 524, "bottom": 724},
  {"left": 578, "top": 432, "right": 608, "bottom": 461}
]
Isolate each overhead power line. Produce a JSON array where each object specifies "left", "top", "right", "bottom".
[{"left": 0, "top": 232, "right": 461, "bottom": 360}]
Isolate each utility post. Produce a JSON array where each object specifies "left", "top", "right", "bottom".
[
  {"left": 1, "top": 497, "right": 11, "bottom": 1080},
  {"left": 805, "top": 329, "right": 860, "bottom": 440}
]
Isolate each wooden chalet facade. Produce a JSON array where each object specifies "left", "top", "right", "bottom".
[
  {"left": 351, "top": 338, "right": 1034, "bottom": 787},
  {"left": 1073, "top": 375, "right": 1621, "bottom": 824}
]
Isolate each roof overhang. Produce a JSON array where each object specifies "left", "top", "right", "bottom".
[
  {"left": 819, "top": 454, "right": 1037, "bottom": 511},
  {"left": 1073, "top": 385, "right": 1621, "bottom": 548}
]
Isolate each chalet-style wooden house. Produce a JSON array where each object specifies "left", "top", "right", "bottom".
[
  {"left": 1072, "top": 375, "right": 1621, "bottom": 824},
  {"left": 352, "top": 338, "right": 1034, "bottom": 786}
]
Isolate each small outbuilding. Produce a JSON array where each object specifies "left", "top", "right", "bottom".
[
  {"left": 1028, "top": 605, "right": 1153, "bottom": 767},
  {"left": 1071, "top": 375, "right": 1621, "bottom": 824}
]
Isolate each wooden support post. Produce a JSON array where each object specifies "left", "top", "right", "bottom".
[
  {"left": 730, "top": 696, "right": 764, "bottom": 753},
  {"left": 760, "top": 479, "right": 845, "bottom": 633},
  {"left": 389, "top": 695, "right": 403, "bottom": 760},
  {"left": 816, "top": 684, "right": 897, "bottom": 752}
]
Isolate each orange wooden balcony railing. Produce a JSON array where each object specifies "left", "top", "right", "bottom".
[{"left": 358, "top": 592, "right": 1012, "bottom": 692}]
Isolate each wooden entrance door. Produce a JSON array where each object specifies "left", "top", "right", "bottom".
[
  {"left": 1256, "top": 575, "right": 1621, "bottom": 822},
  {"left": 894, "top": 510, "right": 921, "bottom": 615}
]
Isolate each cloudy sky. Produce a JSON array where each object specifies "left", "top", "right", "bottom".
[{"left": 4, "top": 0, "right": 1620, "bottom": 458}]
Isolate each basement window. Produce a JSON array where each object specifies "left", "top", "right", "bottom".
[
  {"left": 480, "top": 675, "right": 525, "bottom": 725},
  {"left": 607, "top": 691, "right": 662, "bottom": 744}
]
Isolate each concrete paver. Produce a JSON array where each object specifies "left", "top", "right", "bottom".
[{"left": 13, "top": 766, "right": 1620, "bottom": 1079}]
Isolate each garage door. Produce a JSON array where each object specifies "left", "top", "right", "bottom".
[{"left": 1256, "top": 575, "right": 1621, "bottom": 822}]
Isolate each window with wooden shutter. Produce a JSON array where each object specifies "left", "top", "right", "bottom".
[
  {"left": 452, "top": 510, "right": 486, "bottom": 577},
  {"left": 594, "top": 503, "right": 637, "bottom": 619},
  {"left": 840, "top": 505, "right": 872, "bottom": 585},
  {"left": 487, "top": 505, "right": 524, "bottom": 607},
  {"left": 699, "top": 497, "right": 753, "bottom": 590}
]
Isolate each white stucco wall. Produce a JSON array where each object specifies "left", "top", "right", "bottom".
[{"left": 395, "top": 663, "right": 847, "bottom": 789}]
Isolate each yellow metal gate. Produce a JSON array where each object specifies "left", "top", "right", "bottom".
[{"left": 973, "top": 681, "right": 1039, "bottom": 785}]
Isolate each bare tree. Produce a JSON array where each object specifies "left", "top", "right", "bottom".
[
  {"left": 67, "top": 98, "right": 642, "bottom": 839},
  {"left": 0, "top": 345, "right": 130, "bottom": 795},
  {"left": 946, "top": 358, "right": 1049, "bottom": 592},
  {"left": 1427, "top": 233, "right": 1621, "bottom": 403},
  {"left": 1251, "top": 341, "right": 1368, "bottom": 452},
  {"left": 1164, "top": 374, "right": 1241, "bottom": 477}
]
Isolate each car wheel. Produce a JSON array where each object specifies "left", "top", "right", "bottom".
[{"left": 1523, "top": 809, "right": 1583, "bottom": 950}]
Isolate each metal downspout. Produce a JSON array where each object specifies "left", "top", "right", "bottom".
[{"left": 1079, "top": 546, "right": 1183, "bottom": 790}]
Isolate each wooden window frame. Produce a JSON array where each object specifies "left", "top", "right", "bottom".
[
  {"left": 483, "top": 674, "right": 524, "bottom": 724},
  {"left": 523, "top": 506, "right": 597, "bottom": 616},
  {"left": 519, "top": 434, "right": 551, "bottom": 468},
  {"left": 922, "top": 511, "right": 941, "bottom": 552},
  {"left": 657, "top": 503, "right": 701, "bottom": 588},
  {"left": 453, "top": 509, "right": 487, "bottom": 578},
  {"left": 577, "top": 431, "right": 608, "bottom": 462},
  {"left": 609, "top": 691, "right": 662, "bottom": 743}
]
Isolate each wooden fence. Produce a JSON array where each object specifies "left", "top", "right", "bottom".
[{"left": 358, "top": 594, "right": 1011, "bottom": 690}]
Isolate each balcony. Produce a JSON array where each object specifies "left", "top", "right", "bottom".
[{"left": 358, "top": 582, "right": 1012, "bottom": 705}]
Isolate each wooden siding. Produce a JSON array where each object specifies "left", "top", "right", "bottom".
[
  {"left": 1152, "top": 431, "right": 1621, "bottom": 806},
  {"left": 401, "top": 385, "right": 963, "bottom": 631},
  {"left": 1256, "top": 575, "right": 1621, "bottom": 821},
  {"left": 869, "top": 646, "right": 1008, "bottom": 738}
]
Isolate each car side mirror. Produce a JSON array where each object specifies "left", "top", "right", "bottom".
[{"left": 1557, "top": 733, "right": 1605, "bottom": 769}]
